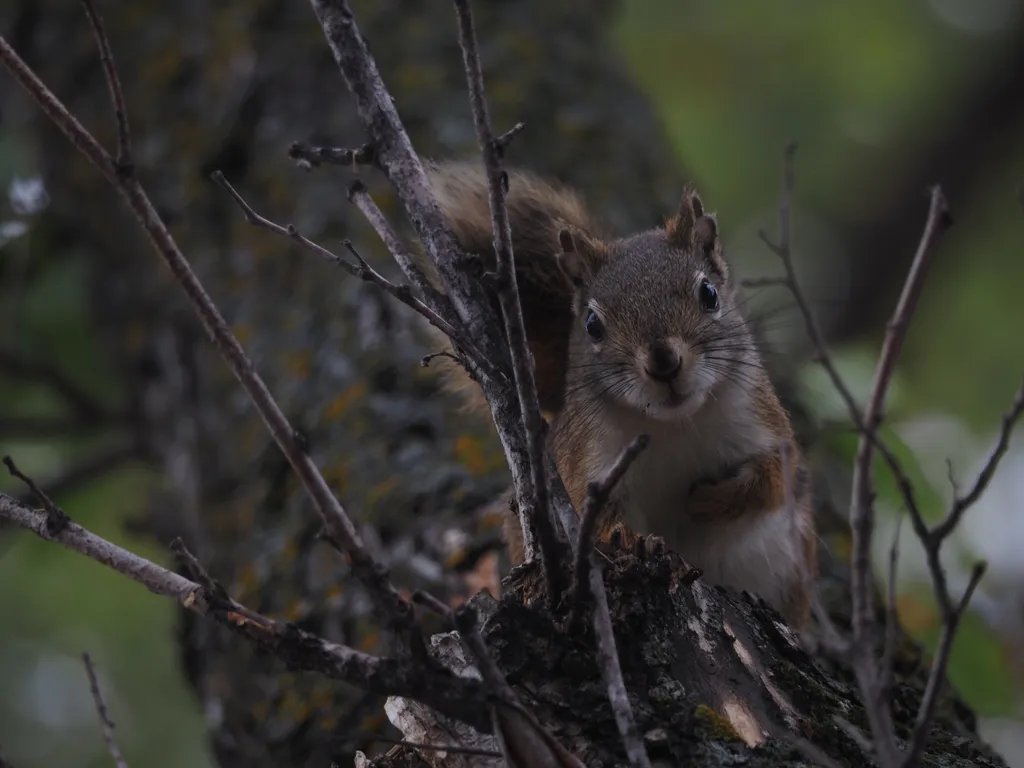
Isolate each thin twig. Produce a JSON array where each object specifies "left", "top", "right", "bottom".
[
  {"left": 3, "top": 455, "right": 70, "bottom": 534},
  {"left": 82, "top": 653, "right": 129, "bottom": 768},
  {"left": 849, "top": 183, "right": 950, "bottom": 647},
  {"left": 493, "top": 122, "right": 525, "bottom": 156},
  {"left": 903, "top": 561, "right": 987, "bottom": 767},
  {"left": 557, "top": 434, "right": 650, "bottom": 768},
  {"left": 13, "top": 441, "right": 138, "bottom": 507},
  {"left": 366, "top": 734, "right": 502, "bottom": 758},
  {"left": 879, "top": 511, "right": 904, "bottom": 699},
  {"left": 588, "top": 569, "right": 651, "bottom": 768},
  {"left": 0, "top": 32, "right": 418, "bottom": 643},
  {"left": 288, "top": 140, "right": 375, "bottom": 170},
  {"left": 346, "top": 179, "right": 459, "bottom": 316},
  {"left": 570, "top": 434, "right": 649, "bottom": 630},
  {"left": 0, "top": 492, "right": 492, "bottom": 731},
  {"left": 452, "top": 0, "right": 564, "bottom": 600},
  {"left": 931, "top": 378, "right": 1024, "bottom": 543},
  {"left": 756, "top": 146, "right": 925, "bottom": 528},
  {"left": 453, "top": 605, "right": 584, "bottom": 767},
  {"left": 212, "top": 169, "right": 474, "bottom": 365},
  {"left": 845, "top": 184, "right": 949, "bottom": 768},
  {"left": 79, "top": 0, "right": 131, "bottom": 174}
]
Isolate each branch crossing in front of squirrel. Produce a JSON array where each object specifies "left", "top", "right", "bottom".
[{"left": 420, "top": 160, "right": 817, "bottom": 629}]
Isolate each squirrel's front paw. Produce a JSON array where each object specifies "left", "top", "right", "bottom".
[{"left": 598, "top": 524, "right": 665, "bottom": 560}]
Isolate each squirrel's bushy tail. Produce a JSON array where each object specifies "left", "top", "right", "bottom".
[{"left": 419, "top": 160, "right": 598, "bottom": 419}]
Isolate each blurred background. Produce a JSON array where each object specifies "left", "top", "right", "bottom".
[{"left": 1, "top": 0, "right": 1023, "bottom": 766}]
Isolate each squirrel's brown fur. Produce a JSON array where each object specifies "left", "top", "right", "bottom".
[
  {"left": 421, "top": 160, "right": 598, "bottom": 419},
  {"left": 420, "top": 160, "right": 817, "bottom": 628}
]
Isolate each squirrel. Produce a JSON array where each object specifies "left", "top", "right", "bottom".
[{"left": 419, "top": 160, "right": 817, "bottom": 629}]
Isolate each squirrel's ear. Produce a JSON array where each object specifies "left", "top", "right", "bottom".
[
  {"left": 666, "top": 185, "right": 728, "bottom": 280},
  {"left": 557, "top": 226, "right": 605, "bottom": 287}
]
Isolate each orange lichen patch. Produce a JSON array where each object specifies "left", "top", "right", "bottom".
[
  {"left": 367, "top": 477, "right": 400, "bottom": 507},
  {"left": 284, "top": 349, "right": 312, "bottom": 380},
  {"left": 896, "top": 592, "right": 938, "bottom": 633},
  {"left": 465, "top": 552, "right": 500, "bottom": 599},
  {"left": 324, "top": 382, "right": 368, "bottom": 421},
  {"left": 235, "top": 564, "right": 260, "bottom": 601},
  {"left": 278, "top": 539, "right": 298, "bottom": 569},
  {"left": 280, "top": 690, "right": 311, "bottom": 723},
  {"left": 325, "top": 584, "right": 344, "bottom": 603},
  {"left": 454, "top": 434, "right": 506, "bottom": 476},
  {"left": 232, "top": 324, "right": 252, "bottom": 345},
  {"left": 322, "top": 460, "right": 350, "bottom": 490},
  {"left": 829, "top": 530, "right": 852, "bottom": 561},
  {"left": 251, "top": 699, "right": 270, "bottom": 722},
  {"left": 694, "top": 704, "right": 746, "bottom": 744},
  {"left": 479, "top": 504, "right": 506, "bottom": 529},
  {"left": 123, "top": 324, "right": 148, "bottom": 354},
  {"left": 285, "top": 599, "right": 309, "bottom": 623},
  {"left": 234, "top": 503, "right": 254, "bottom": 532},
  {"left": 310, "top": 686, "right": 334, "bottom": 712}
]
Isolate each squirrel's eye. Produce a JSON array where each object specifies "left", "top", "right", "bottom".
[
  {"left": 585, "top": 310, "right": 605, "bottom": 341},
  {"left": 698, "top": 279, "right": 719, "bottom": 314}
]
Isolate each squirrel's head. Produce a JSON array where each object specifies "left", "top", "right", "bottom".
[{"left": 557, "top": 186, "right": 756, "bottom": 423}]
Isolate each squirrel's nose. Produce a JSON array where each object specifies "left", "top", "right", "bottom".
[{"left": 643, "top": 341, "right": 682, "bottom": 382}]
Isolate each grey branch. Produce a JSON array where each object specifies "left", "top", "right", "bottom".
[
  {"left": 0, "top": 492, "right": 492, "bottom": 731},
  {"left": 451, "top": 0, "right": 564, "bottom": 600},
  {"left": 82, "top": 652, "right": 130, "bottom": 768}
]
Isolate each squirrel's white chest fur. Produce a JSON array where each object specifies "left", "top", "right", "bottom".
[{"left": 585, "top": 383, "right": 806, "bottom": 612}]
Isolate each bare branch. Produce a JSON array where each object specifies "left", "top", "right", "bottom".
[
  {"left": 849, "top": 184, "right": 950, "bottom": 645},
  {"left": 79, "top": 0, "right": 132, "bottom": 173},
  {"left": 588, "top": 569, "right": 652, "bottom": 768},
  {"left": 904, "top": 561, "right": 987, "bottom": 767},
  {"left": 82, "top": 652, "right": 129, "bottom": 768},
  {"left": 571, "top": 434, "right": 650, "bottom": 629},
  {"left": 453, "top": 606, "right": 584, "bottom": 767},
  {"left": 0, "top": 31, "right": 418, "bottom": 643},
  {"left": 4, "top": 455, "right": 70, "bottom": 535},
  {"left": 880, "top": 512, "right": 904, "bottom": 699},
  {"left": 12, "top": 441, "right": 137, "bottom": 506},
  {"left": 756, "top": 148, "right": 925, "bottom": 530},
  {"left": 452, "top": 0, "right": 563, "bottom": 599},
  {"left": 211, "top": 170, "right": 475, "bottom": 369},
  {"left": 288, "top": 140, "right": 375, "bottom": 170},
  {"left": 0, "top": 492, "right": 492, "bottom": 730},
  {"left": 931, "top": 377, "right": 1024, "bottom": 543},
  {"left": 367, "top": 735, "right": 502, "bottom": 759},
  {"left": 346, "top": 179, "right": 459, "bottom": 317}
]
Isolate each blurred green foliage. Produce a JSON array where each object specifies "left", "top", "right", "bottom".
[{"left": 3, "top": 1, "right": 1024, "bottom": 765}]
